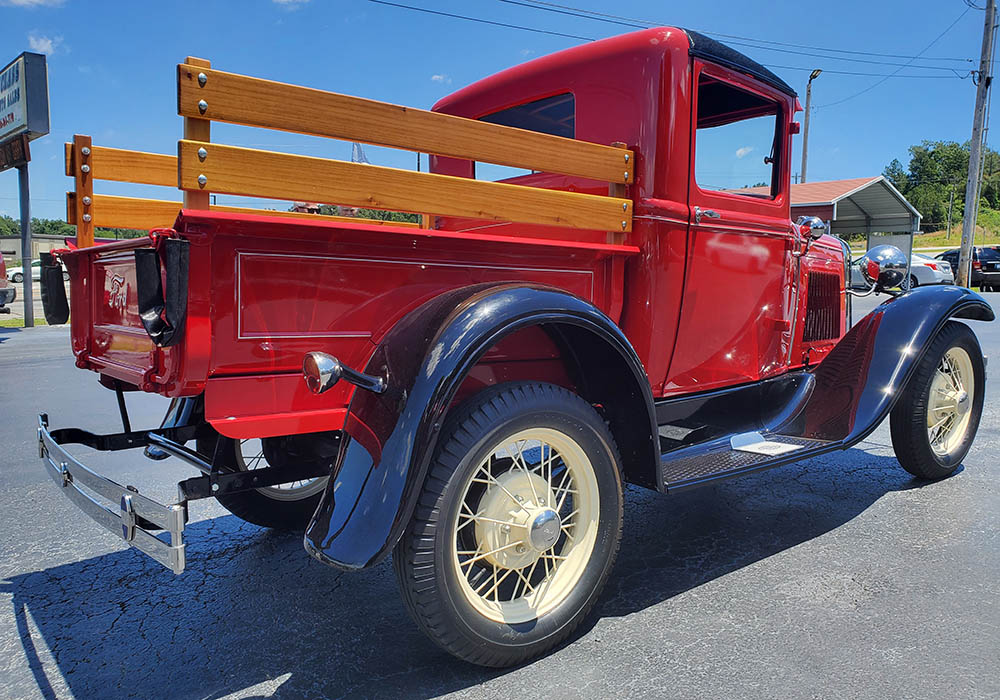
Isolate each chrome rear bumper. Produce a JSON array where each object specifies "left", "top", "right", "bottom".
[{"left": 37, "top": 414, "right": 188, "bottom": 574}]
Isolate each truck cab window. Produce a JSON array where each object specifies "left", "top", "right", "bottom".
[
  {"left": 476, "top": 93, "right": 575, "bottom": 181},
  {"left": 694, "top": 74, "right": 780, "bottom": 197}
]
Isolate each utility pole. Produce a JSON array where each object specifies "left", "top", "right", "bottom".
[
  {"left": 958, "top": 0, "right": 997, "bottom": 287},
  {"left": 947, "top": 186, "right": 955, "bottom": 240},
  {"left": 800, "top": 69, "right": 822, "bottom": 185}
]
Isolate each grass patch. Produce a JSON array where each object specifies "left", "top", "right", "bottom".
[{"left": 0, "top": 317, "right": 50, "bottom": 328}]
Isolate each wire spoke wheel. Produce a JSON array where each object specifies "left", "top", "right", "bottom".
[
  {"left": 234, "top": 438, "right": 328, "bottom": 501},
  {"left": 891, "top": 321, "right": 985, "bottom": 480},
  {"left": 394, "top": 382, "right": 623, "bottom": 667},
  {"left": 451, "top": 428, "right": 600, "bottom": 624},
  {"left": 926, "top": 347, "right": 975, "bottom": 457}
]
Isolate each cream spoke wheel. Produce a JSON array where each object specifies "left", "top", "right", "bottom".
[
  {"left": 450, "top": 427, "right": 600, "bottom": 625},
  {"left": 235, "top": 438, "right": 328, "bottom": 501},
  {"left": 925, "top": 347, "right": 975, "bottom": 457}
]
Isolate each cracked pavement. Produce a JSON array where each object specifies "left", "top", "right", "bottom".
[{"left": 1, "top": 295, "right": 998, "bottom": 699}]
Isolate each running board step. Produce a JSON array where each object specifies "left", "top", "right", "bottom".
[{"left": 661, "top": 431, "right": 832, "bottom": 492}]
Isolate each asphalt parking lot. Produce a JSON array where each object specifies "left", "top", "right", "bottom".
[{"left": 1, "top": 294, "right": 998, "bottom": 700}]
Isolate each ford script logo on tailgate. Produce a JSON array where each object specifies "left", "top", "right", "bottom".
[{"left": 108, "top": 273, "right": 128, "bottom": 312}]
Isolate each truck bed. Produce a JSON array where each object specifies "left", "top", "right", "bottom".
[{"left": 61, "top": 209, "right": 638, "bottom": 438}]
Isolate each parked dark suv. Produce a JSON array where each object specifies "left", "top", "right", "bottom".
[{"left": 935, "top": 247, "right": 1000, "bottom": 291}]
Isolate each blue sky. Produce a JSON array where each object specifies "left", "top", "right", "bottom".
[{"left": 0, "top": 0, "right": 991, "bottom": 219}]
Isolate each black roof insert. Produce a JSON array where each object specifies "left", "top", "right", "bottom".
[{"left": 683, "top": 28, "right": 797, "bottom": 98}]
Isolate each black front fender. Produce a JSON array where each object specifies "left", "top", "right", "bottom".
[
  {"left": 303, "top": 283, "right": 656, "bottom": 570},
  {"left": 795, "top": 285, "right": 993, "bottom": 445}
]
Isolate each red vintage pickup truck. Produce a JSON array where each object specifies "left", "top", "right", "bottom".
[{"left": 38, "top": 27, "right": 992, "bottom": 666}]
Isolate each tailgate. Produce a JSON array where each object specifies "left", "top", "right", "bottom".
[{"left": 61, "top": 233, "right": 210, "bottom": 396}]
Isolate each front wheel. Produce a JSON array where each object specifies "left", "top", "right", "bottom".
[
  {"left": 890, "top": 321, "right": 985, "bottom": 479},
  {"left": 11, "top": 272, "right": 22, "bottom": 284},
  {"left": 393, "top": 382, "right": 624, "bottom": 667}
]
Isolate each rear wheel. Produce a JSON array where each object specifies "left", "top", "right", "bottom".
[
  {"left": 393, "top": 382, "right": 624, "bottom": 667},
  {"left": 909, "top": 274, "right": 919, "bottom": 289},
  {"left": 11, "top": 272, "right": 22, "bottom": 284},
  {"left": 890, "top": 321, "right": 985, "bottom": 479},
  {"left": 197, "top": 434, "right": 328, "bottom": 530}
]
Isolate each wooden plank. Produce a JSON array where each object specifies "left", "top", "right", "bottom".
[
  {"left": 182, "top": 57, "right": 212, "bottom": 210},
  {"left": 64, "top": 142, "right": 73, "bottom": 177},
  {"left": 86, "top": 195, "right": 180, "bottom": 230},
  {"left": 72, "top": 135, "right": 94, "bottom": 247},
  {"left": 88, "top": 146, "right": 176, "bottom": 186},
  {"left": 178, "top": 65, "right": 633, "bottom": 184},
  {"left": 178, "top": 140, "right": 633, "bottom": 232},
  {"left": 80, "top": 194, "right": 421, "bottom": 231}
]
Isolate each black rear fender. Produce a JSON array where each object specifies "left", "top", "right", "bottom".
[{"left": 303, "top": 283, "right": 657, "bottom": 570}]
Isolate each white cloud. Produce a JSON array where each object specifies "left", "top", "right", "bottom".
[
  {"left": 520, "top": 49, "right": 534, "bottom": 57},
  {"left": 735, "top": 146, "right": 754, "bottom": 159},
  {"left": 1, "top": 0, "right": 64, "bottom": 6},
  {"left": 431, "top": 74, "right": 452, "bottom": 84},
  {"left": 27, "top": 32, "right": 62, "bottom": 54}
]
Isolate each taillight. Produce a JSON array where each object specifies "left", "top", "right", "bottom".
[
  {"left": 973, "top": 260, "right": 982, "bottom": 271},
  {"left": 925, "top": 263, "right": 939, "bottom": 271}
]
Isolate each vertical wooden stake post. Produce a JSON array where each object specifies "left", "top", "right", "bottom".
[
  {"left": 606, "top": 141, "right": 629, "bottom": 245},
  {"left": 182, "top": 56, "right": 212, "bottom": 210},
  {"left": 72, "top": 134, "right": 95, "bottom": 247}
]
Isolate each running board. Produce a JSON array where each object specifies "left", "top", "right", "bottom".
[{"left": 661, "top": 431, "right": 832, "bottom": 492}]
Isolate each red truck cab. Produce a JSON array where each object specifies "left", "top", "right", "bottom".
[{"left": 36, "top": 27, "right": 992, "bottom": 667}]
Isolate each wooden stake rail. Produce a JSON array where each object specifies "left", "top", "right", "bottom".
[
  {"left": 178, "top": 140, "right": 629, "bottom": 233},
  {"left": 64, "top": 136, "right": 419, "bottom": 233},
  {"left": 176, "top": 57, "right": 634, "bottom": 233},
  {"left": 66, "top": 56, "right": 635, "bottom": 247},
  {"left": 177, "top": 65, "right": 634, "bottom": 184}
]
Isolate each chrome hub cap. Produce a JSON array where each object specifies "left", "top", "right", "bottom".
[
  {"left": 927, "top": 347, "right": 975, "bottom": 456},
  {"left": 452, "top": 428, "right": 600, "bottom": 624}
]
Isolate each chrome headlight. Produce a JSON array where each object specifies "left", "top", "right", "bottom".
[{"left": 859, "top": 245, "right": 908, "bottom": 289}]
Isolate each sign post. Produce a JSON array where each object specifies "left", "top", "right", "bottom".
[{"left": 0, "top": 51, "right": 50, "bottom": 327}]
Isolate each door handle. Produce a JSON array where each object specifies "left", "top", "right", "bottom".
[{"left": 694, "top": 207, "right": 721, "bottom": 224}]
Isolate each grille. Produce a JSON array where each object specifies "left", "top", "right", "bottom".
[{"left": 803, "top": 272, "right": 841, "bottom": 342}]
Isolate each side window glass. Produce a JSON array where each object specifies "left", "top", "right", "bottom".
[{"left": 694, "top": 74, "right": 780, "bottom": 197}]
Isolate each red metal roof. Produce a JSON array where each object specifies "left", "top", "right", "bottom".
[{"left": 739, "top": 176, "right": 882, "bottom": 204}]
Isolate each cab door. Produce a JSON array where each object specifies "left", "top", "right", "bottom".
[{"left": 665, "top": 62, "right": 796, "bottom": 393}]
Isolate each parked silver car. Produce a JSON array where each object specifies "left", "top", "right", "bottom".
[
  {"left": 908, "top": 253, "right": 954, "bottom": 287},
  {"left": 850, "top": 252, "right": 954, "bottom": 289}
]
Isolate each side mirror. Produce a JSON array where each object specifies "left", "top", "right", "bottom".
[
  {"left": 795, "top": 216, "right": 828, "bottom": 241},
  {"left": 858, "top": 245, "right": 908, "bottom": 290}
]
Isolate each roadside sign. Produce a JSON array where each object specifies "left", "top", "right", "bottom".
[
  {"left": 0, "top": 133, "right": 29, "bottom": 174},
  {"left": 0, "top": 52, "right": 49, "bottom": 144}
]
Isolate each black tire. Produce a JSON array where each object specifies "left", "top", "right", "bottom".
[
  {"left": 393, "top": 382, "right": 624, "bottom": 667},
  {"left": 196, "top": 433, "right": 327, "bottom": 530},
  {"left": 890, "top": 321, "right": 985, "bottom": 479},
  {"left": 11, "top": 272, "right": 22, "bottom": 284},
  {"left": 909, "top": 274, "right": 919, "bottom": 289}
]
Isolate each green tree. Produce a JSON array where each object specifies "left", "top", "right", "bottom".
[{"left": 0, "top": 215, "right": 19, "bottom": 237}]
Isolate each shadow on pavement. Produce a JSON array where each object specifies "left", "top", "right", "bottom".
[
  {"left": 4, "top": 449, "right": 935, "bottom": 699},
  {"left": 0, "top": 327, "right": 21, "bottom": 343}
]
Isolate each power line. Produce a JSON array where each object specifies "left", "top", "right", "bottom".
[
  {"left": 367, "top": 0, "right": 595, "bottom": 41},
  {"left": 368, "top": 1, "right": 974, "bottom": 81},
  {"left": 817, "top": 7, "right": 973, "bottom": 107},
  {"left": 500, "top": 0, "right": 978, "bottom": 63}
]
